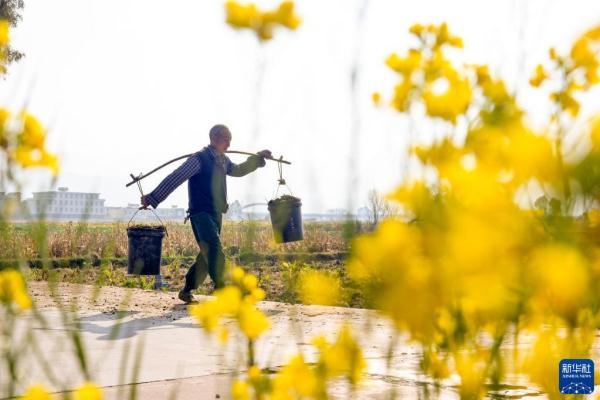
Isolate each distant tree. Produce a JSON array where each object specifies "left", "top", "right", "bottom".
[{"left": 367, "top": 189, "right": 399, "bottom": 227}]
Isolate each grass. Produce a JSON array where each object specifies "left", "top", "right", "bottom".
[{"left": 1, "top": 220, "right": 357, "bottom": 260}]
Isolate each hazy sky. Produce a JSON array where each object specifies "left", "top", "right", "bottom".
[{"left": 1, "top": 0, "right": 599, "bottom": 213}]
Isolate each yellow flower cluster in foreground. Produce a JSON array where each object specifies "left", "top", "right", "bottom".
[
  {"left": 0, "top": 269, "right": 31, "bottom": 312},
  {"left": 190, "top": 268, "right": 366, "bottom": 399},
  {"left": 189, "top": 266, "right": 269, "bottom": 342},
  {"left": 361, "top": 22, "right": 600, "bottom": 399},
  {"left": 231, "top": 325, "right": 365, "bottom": 400},
  {"left": 225, "top": 1, "right": 301, "bottom": 41},
  {"left": 0, "top": 109, "right": 59, "bottom": 175}
]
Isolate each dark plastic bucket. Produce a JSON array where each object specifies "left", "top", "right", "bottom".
[
  {"left": 268, "top": 196, "right": 303, "bottom": 243},
  {"left": 127, "top": 226, "right": 166, "bottom": 275}
]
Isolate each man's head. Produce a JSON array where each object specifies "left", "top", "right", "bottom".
[{"left": 209, "top": 124, "right": 232, "bottom": 154}]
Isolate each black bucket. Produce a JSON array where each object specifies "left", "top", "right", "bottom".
[
  {"left": 127, "top": 225, "right": 166, "bottom": 275},
  {"left": 268, "top": 196, "right": 303, "bottom": 243}
]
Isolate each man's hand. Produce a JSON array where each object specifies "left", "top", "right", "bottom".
[
  {"left": 139, "top": 195, "right": 151, "bottom": 210},
  {"left": 257, "top": 149, "right": 272, "bottom": 159}
]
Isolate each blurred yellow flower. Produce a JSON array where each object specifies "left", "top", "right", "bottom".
[
  {"left": 73, "top": 382, "right": 102, "bottom": 400},
  {"left": 422, "top": 64, "right": 472, "bottom": 123},
  {"left": 422, "top": 348, "right": 450, "bottom": 381},
  {"left": 390, "top": 80, "right": 413, "bottom": 112},
  {"left": 215, "top": 286, "right": 242, "bottom": 314},
  {"left": 20, "top": 384, "right": 52, "bottom": 400},
  {"left": 371, "top": 91, "right": 381, "bottom": 105},
  {"left": 19, "top": 113, "right": 46, "bottom": 148},
  {"left": 412, "top": 138, "right": 464, "bottom": 177},
  {"left": 314, "top": 326, "right": 366, "bottom": 385},
  {"left": 455, "top": 352, "right": 486, "bottom": 400},
  {"left": 529, "top": 64, "right": 548, "bottom": 87},
  {"left": 189, "top": 299, "right": 220, "bottom": 331},
  {"left": 0, "top": 110, "right": 59, "bottom": 174},
  {"left": 409, "top": 23, "right": 425, "bottom": 37},
  {"left": 523, "top": 327, "right": 594, "bottom": 399},
  {"left": 590, "top": 116, "right": 600, "bottom": 148},
  {"left": 248, "top": 287, "right": 265, "bottom": 302},
  {"left": 435, "top": 22, "right": 463, "bottom": 49},
  {"left": 0, "top": 19, "right": 9, "bottom": 48},
  {"left": 238, "top": 301, "right": 270, "bottom": 339},
  {"left": 242, "top": 273, "right": 258, "bottom": 291},
  {"left": 272, "top": 354, "right": 318, "bottom": 397},
  {"left": 298, "top": 270, "right": 341, "bottom": 306},
  {"left": 385, "top": 50, "right": 422, "bottom": 76},
  {"left": 366, "top": 20, "right": 600, "bottom": 400},
  {"left": 190, "top": 271, "right": 270, "bottom": 342},
  {"left": 528, "top": 244, "right": 589, "bottom": 324},
  {"left": 231, "top": 380, "right": 250, "bottom": 400},
  {"left": 225, "top": 1, "right": 301, "bottom": 42},
  {"left": 552, "top": 90, "right": 580, "bottom": 116},
  {"left": 0, "top": 269, "right": 32, "bottom": 311},
  {"left": 231, "top": 266, "right": 245, "bottom": 283}
]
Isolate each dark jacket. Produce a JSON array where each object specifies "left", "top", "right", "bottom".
[{"left": 188, "top": 146, "right": 265, "bottom": 215}]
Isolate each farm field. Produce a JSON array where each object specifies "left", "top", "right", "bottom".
[{"left": 1, "top": 220, "right": 366, "bottom": 306}]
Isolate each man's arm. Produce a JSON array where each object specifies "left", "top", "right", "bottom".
[
  {"left": 227, "top": 155, "right": 266, "bottom": 177},
  {"left": 226, "top": 150, "right": 271, "bottom": 177},
  {"left": 142, "top": 155, "right": 201, "bottom": 209}
]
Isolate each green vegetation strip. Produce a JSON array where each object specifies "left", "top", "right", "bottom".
[{"left": 0, "top": 251, "right": 348, "bottom": 269}]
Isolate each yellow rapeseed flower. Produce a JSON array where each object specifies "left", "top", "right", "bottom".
[
  {"left": 590, "top": 116, "right": 600, "bottom": 148},
  {"left": 422, "top": 66, "right": 472, "bottom": 123},
  {"left": 73, "top": 382, "right": 102, "bottom": 400},
  {"left": 298, "top": 270, "right": 341, "bottom": 306},
  {"left": 189, "top": 300, "right": 220, "bottom": 332},
  {"left": 238, "top": 302, "right": 270, "bottom": 339},
  {"left": 0, "top": 19, "right": 9, "bottom": 48},
  {"left": 385, "top": 50, "right": 422, "bottom": 76},
  {"left": 20, "top": 384, "right": 52, "bottom": 400},
  {"left": 19, "top": 113, "right": 46, "bottom": 149},
  {"left": 529, "top": 64, "right": 548, "bottom": 87},
  {"left": 224, "top": 1, "right": 301, "bottom": 42},
  {"left": 315, "top": 326, "right": 366, "bottom": 384},
  {"left": 390, "top": 80, "right": 413, "bottom": 112},
  {"left": 231, "top": 266, "right": 245, "bottom": 283},
  {"left": 0, "top": 269, "right": 32, "bottom": 311},
  {"left": 231, "top": 380, "right": 250, "bottom": 400},
  {"left": 242, "top": 273, "right": 258, "bottom": 291},
  {"left": 551, "top": 90, "right": 580, "bottom": 116},
  {"left": 215, "top": 286, "right": 242, "bottom": 314},
  {"left": 272, "top": 354, "right": 318, "bottom": 397},
  {"left": 528, "top": 244, "right": 589, "bottom": 324},
  {"left": 409, "top": 23, "right": 425, "bottom": 37},
  {"left": 434, "top": 22, "right": 463, "bottom": 49},
  {"left": 371, "top": 91, "right": 381, "bottom": 105}
]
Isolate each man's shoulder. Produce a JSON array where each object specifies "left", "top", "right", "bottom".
[{"left": 194, "top": 147, "right": 211, "bottom": 160}]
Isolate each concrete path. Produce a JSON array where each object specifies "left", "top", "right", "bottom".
[{"left": 0, "top": 283, "right": 557, "bottom": 399}]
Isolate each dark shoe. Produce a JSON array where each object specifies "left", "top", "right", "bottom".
[{"left": 178, "top": 290, "right": 195, "bottom": 304}]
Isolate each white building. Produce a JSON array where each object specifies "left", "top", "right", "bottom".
[
  {"left": 23, "top": 187, "right": 107, "bottom": 220},
  {"left": 106, "top": 204, "right": 186, "bottom": 222}
]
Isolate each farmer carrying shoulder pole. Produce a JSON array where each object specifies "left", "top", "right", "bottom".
[{"left": 139, "top": 124, "right": 271, "bottom": 304}]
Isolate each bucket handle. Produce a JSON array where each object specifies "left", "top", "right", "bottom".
[
  {"left": 127, "top": 172, "right": 168, "bottom": 236},
  {"left": 272, "top": 156, "right": 294, "bottom": 199},
  {"left": 127, "top": 208, "right": 169, "bottom": 237}
]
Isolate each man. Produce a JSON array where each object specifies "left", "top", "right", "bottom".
[{"left": 140, "top": 124, "right": 271, "bottom": 303}]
